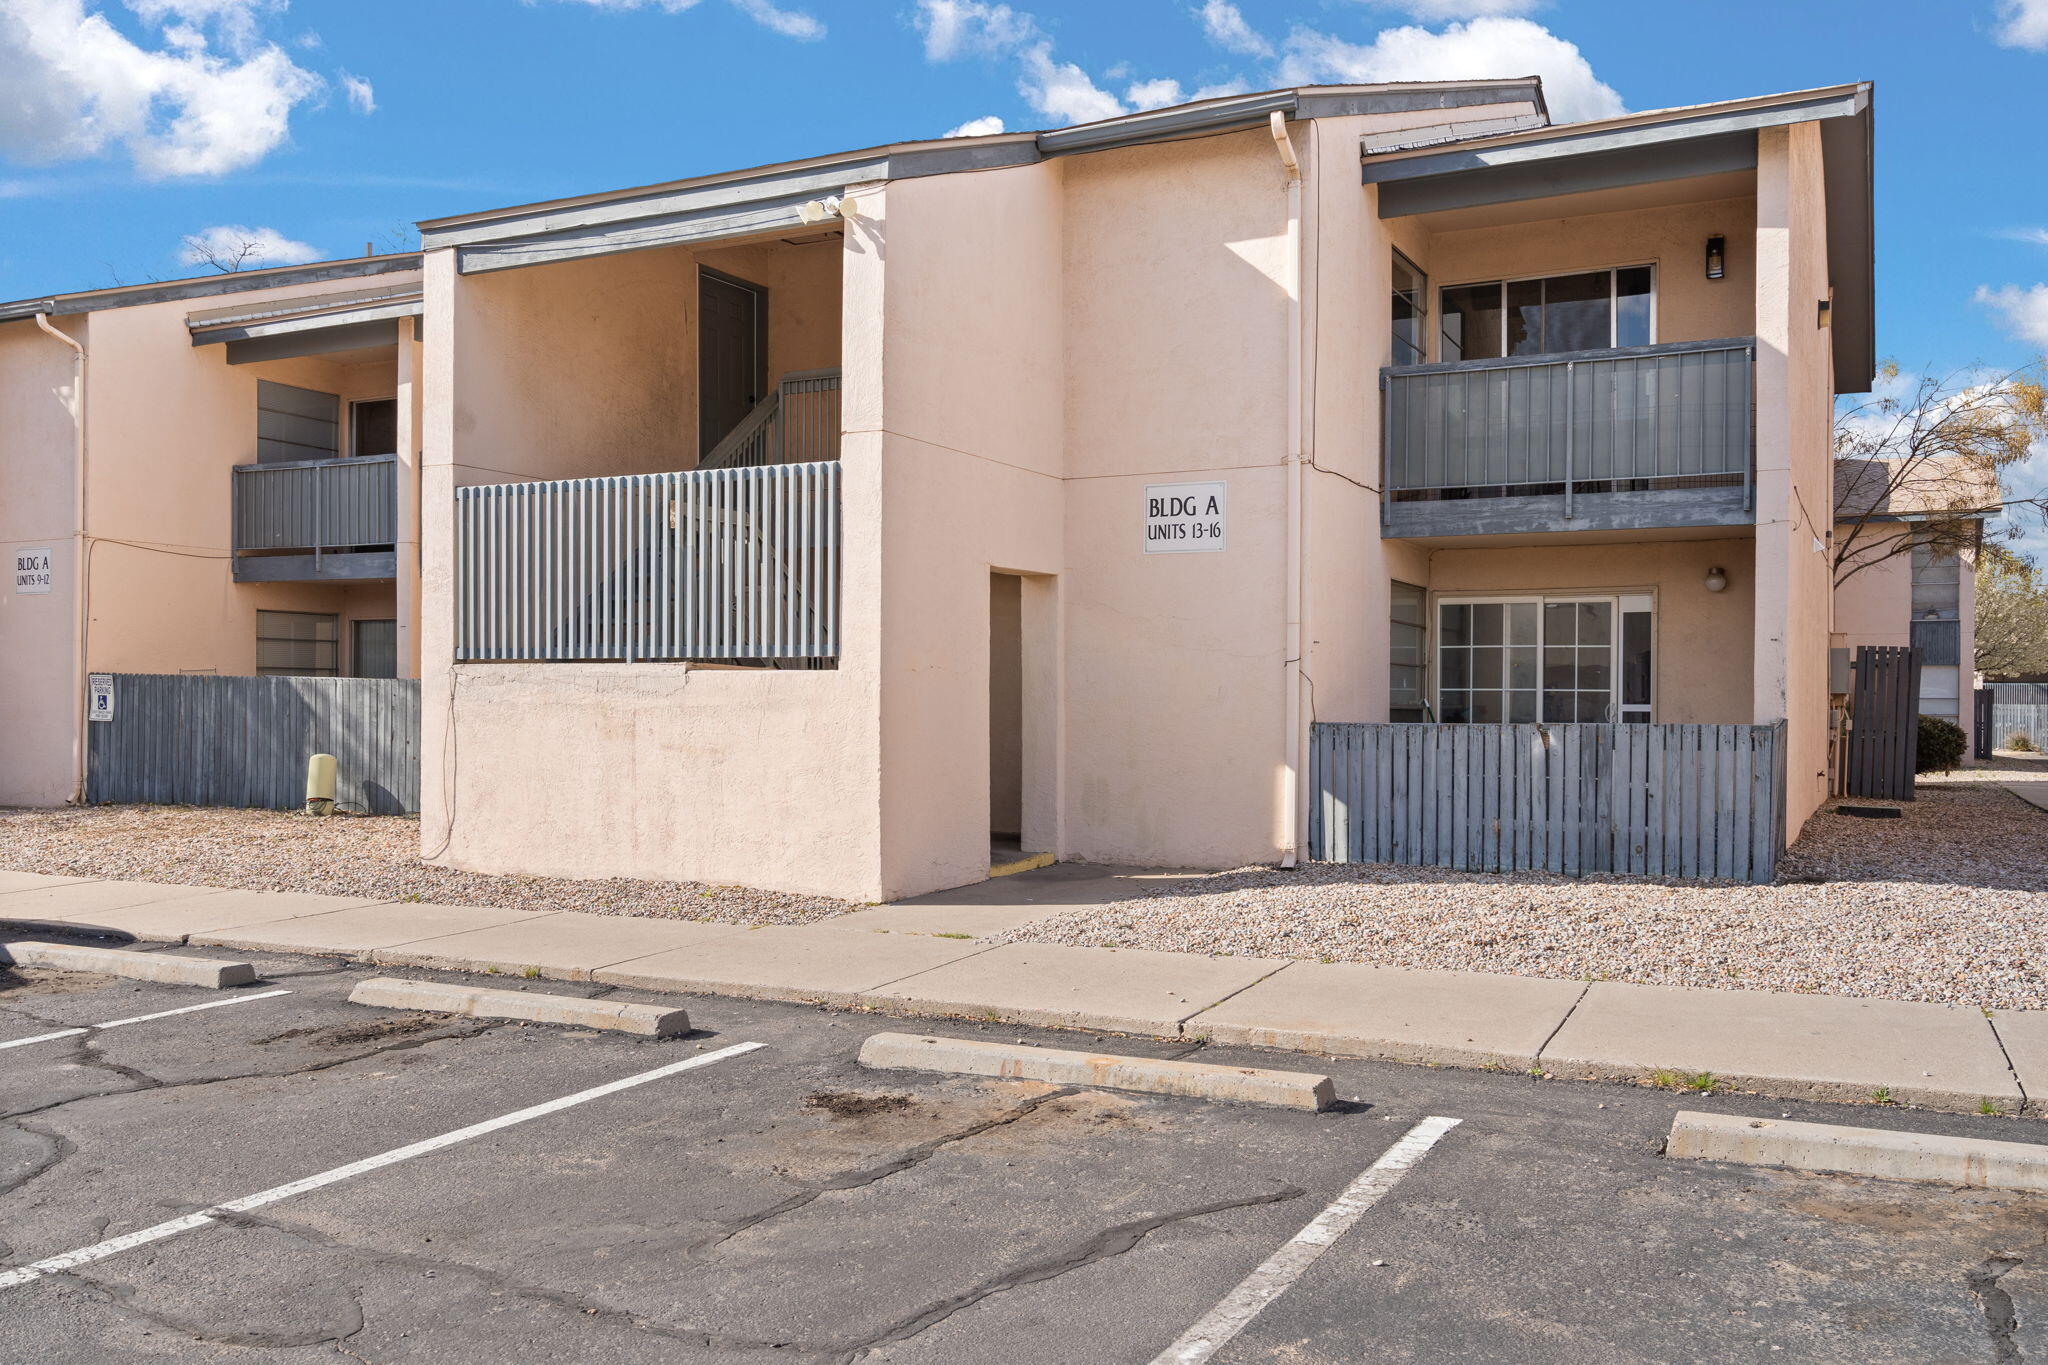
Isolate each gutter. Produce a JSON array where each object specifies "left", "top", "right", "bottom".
[
  {"left": 33, "top": 313, "right": 89, "bottom": 803},
  {"left": 1270, "top": 112, "right": 1306, "bottom": 869}
]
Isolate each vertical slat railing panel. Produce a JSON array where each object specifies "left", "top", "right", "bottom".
[
  {"left": 455, "top": 462, "right": 841, "bottom": 662},
  {"left": 1307, "top": 722, "right": 1785, "bottom": 882}
]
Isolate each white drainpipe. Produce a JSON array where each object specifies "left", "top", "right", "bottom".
[
  {"left": 33, "top": 312, "right": 89, "bottom": 803},
  {"left": 1269, "top": 111, "right": 1305, "bottom": 868}
]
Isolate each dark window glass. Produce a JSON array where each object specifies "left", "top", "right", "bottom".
[
  {"left": 1389, "top": 579, "right": 1428, "bottom": 721},
  {"left": 1622, "top": 610, "right": 1652, "bottom": 706},
  {"left": 1439, "top": 602, "right": 1471, "bottom": 647},
  {"left": 351, "top": 398, "right": 398, "bottom": 457},
  {"left": 1505, "top": 278, "right": 1543, "bottom": 356},
  {"left": 1440, "top": 283, "right": 1503, "bottom": 362},
  {"left": 1391, "top": 253, "right": 1427, "bottom": 366},
  {"left": 1541, "top": 271, "right": 1611, "bottom": 353},
  {"left": 1616, "top": 266, "right": 1653, "bottom": 348}
]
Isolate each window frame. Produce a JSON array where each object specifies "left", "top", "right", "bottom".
[
  {"left": 255, "top": 609, "right": 340, "bottom": 677},
  {"left": 1435, "top": 263, "right": 1658, "bottom": 363},
  {"left": 1429, "top": 590, "right": 1657, "bottom": 725},
  {"left": 349, "top": 396, "right": 400, "bottom": 459},
  {"left": 1390, "top": 250, "right": 1429, "bottom": 368}
]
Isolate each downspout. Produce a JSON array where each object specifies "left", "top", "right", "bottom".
[
  {"left": 33, "top": 312, "right": 88, "bottom": 803},
  {"left": 1269, "top": 111, "right": 1305, "bottom": 868}
]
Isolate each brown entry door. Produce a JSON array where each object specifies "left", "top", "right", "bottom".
[{"left": 699, "top": 269, "right": 766, "bottom": 458}]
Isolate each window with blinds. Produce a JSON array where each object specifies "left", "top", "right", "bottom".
[
  {"left": 256, "top": 381, "right": 340, "bottom": 464},
  {"left": 256, "top": 610, "right": 339, "bottom": 676}
]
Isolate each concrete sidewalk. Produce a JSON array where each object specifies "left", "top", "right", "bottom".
[{"left": 0, "top": 866, "right": 2037, "bottom": 1115}]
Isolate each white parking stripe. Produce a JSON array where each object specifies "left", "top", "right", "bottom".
[
  {"left": 0, "top": 989, "right": 293, "bottom": 1051},
  {"left": 1149, "top": 1115, "right": 1462, "bottom": 1365},
  {"left": 0, "top": 1039, "right": 765, "bottom": 1291}
]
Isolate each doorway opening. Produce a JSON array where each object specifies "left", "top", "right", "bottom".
[
  {"left": 989, "top": 571, "right": 1050, "bottom": 876},
  {"left": 698, "top": 267, "right": 767, "bottom": 458}
]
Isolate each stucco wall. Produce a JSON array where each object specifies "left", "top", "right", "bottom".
[
  {"left": 0, "top": 317, "right": 85, "bottom": 806},
  {"left": 1419, "top": 195, "right": 1758, "bottom": 353},
  {"left": 1422, "top": 538, "right": 1758, "bottom": 724},
  {"left": 1751, "top": 122, "right": 1836, "bottom": 834},
  {"left": 420, "top": 235, "right": 886, "bottom": 899}
]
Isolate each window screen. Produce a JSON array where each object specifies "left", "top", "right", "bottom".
[
  {"left": 352, "top": 618, "right": 398, "bottom": 678},
  {"left": 1391, "top": 253, "right": 1428, "bottom": 366},
  {"left": 256, "top": 611, "right": 339, "bottom": 676},
  {"left": 1389, "top": 580, "right": 1427, "bottom": 721},
  {"left": 256, "top": 381, "right": 339, "bottom": 464}
]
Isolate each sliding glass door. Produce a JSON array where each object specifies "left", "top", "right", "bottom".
[{"left": 1435, "top": 594, "right": 1653, "bottom": 724}]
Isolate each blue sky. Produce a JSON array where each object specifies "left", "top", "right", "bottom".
[{"left": 4, "top": 0, "right": 2048, "bottom": 381}]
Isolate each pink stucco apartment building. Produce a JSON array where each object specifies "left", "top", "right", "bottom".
[
  {"left": 4, "top": 77, "right": 1918, "bottom": 899},
  {"left": 401, "top": 77, "right": 1876, "bottom": 900}
]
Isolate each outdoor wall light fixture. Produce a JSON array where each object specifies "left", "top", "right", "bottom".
[
  {"left": 798, "top": 195, "right": 846, "bottom": 225},
  {"left": 1705, "top": 235, "right": 1726, "bottom": 279},
  {"left": 1704, "top": 566, "right": 1729, "bottom": 593}
]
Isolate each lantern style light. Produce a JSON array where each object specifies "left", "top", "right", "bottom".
[{"left": 1705, "top": 235, "right": 1726, "bottom": 280}]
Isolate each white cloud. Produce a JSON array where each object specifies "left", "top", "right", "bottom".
[
  {"left": 339, "top": 69, "right": 373, "bottom": 113},
  {"left": 1016, "top": 41, "right": 1124, "bottom": 124},
  {"left": 943, "top": 113, "right": 1006, "bottom": 137},
  {"left": 1370, "top": 0, "right": 1545, "bottom": 18},
  {"left": 727, "top": 0, "right": 821, "bottom": 39},
  {"left": 1277, "top": 16, "right": 1624, "bottom": 123},
  {"left": 1196, "top": 0, "right": 1272, "bottom": 58},
  {"left": 1978, "top": 284, "right": 2048, "bottom": 350},
  {"left": 1124, "top": 77, "right": 1183, "bottom": 110},
  {"left": 546, "top": 0, "right": 824, "bottom": 38},
  {"left": 2000, "top": 227, "right": 2048, "bottom": 247},
  {"left": 0, "top": 0, "right": 322, "bottom": 178},
  {"left": 915, "top": 0, "right": 1036, "bottom": 61},
  {"left": 1995, "top": 0, "right": 2048, "bottom": 50},
  {"left": 177, "top": 223, "right": 322, "bottom": 270}
]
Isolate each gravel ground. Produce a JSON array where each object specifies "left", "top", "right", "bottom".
[
  {"left": 0, "top": 804, "right": 850, "bottom": 925},
  {"left": 998, "top": 780, "right": 2048, "bottom": 1011}
]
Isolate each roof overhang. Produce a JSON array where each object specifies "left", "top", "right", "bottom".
[
  {"left": 1363, "top": 84, "right": 1876, "bottom": 394},
  {"left": 420, "top": 79, "right": 1548, "bottom": 276},
  {"left": 0, "top": 255, "right": 421, "bottom": 325},
  {"left": 187, "top": 281, "right": 422, "bottom": 365}
]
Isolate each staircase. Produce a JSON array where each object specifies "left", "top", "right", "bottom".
[{"left": 699, "top": 369, "right": 842, "bottom": 471}]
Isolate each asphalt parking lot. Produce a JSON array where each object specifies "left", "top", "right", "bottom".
[{"left": 4, "top": 939, "right": 2048, "bottom": 1364}]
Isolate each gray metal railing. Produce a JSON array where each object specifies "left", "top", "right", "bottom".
[
  {"left": 456, "top": 461, "right": 840, "bottom": 662},
  {"left": 1993, "top": 704, "right": 2048, "bottom": 752},
  {"left": 232, "top": 453, "right": 398, "bottom": 551},
  {"left": 1309, "top": 720, "right": 1786, "bottom": 883},
  {"left": 700, "top": 369, "right": 842, "bottom": 471},
  {"left": 1383, "top": 338, "right": 1755, "bottom": 508}
]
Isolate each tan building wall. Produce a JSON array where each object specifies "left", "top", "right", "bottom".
[{"left": 0, "top": 270, "right": 422, "bottom": 808}]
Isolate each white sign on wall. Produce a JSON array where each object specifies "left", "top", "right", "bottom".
[
  {"left": 87, "top": 674, "right": 115, "bottom": 723},
  {"left": 13, "top": 547, "right": 53, "bottom": 594},
  {"left": 1143, "top": 481, "right": 1227, "bottom": 554}
]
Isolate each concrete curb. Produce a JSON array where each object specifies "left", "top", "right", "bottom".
[
  {"left": 1667, "top": 1110, "right": 2048, "bottom": 1190},
  {"left": 1, "top": 941, "right": 255, "bottom": 988},
  {"left": 348, "top": 977, "right": 691, "bottom": 1037},
  {"left": 858, "top": 1031, "right": 1336, "bottom": 1110}
]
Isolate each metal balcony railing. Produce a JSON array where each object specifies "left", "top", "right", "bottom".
[
  {"left": 232, "top": 453, "right": 398, "bottom": 552},
  {"left": 1382, "top": 338, "right": 1755, "bottom": 515},
  {"left": 456, "top": 461, "right": 840, "bottom": 662},
  {"left": 699, "top": 369, "right": 842, "bottom": 471}
]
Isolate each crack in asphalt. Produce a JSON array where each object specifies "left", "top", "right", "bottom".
[
  {"left": 1969, "top": 1254, "right": 2026, "bottom": 1365},
  {"left": 0, "top": 1019, "right": 502, "bottom": 1124},
  {"left": 831, "top": 1182, "right": 1308, "bottom": 1360},
  {"left": 44, "top": 1263, "right": 370, "bottom": 1351},
  {"left": 688, "top": 1085, "right": 1081, "bottom": 1260},
  {"left": 0, "top": 1121, "right": 73, "bottom": 1200}
]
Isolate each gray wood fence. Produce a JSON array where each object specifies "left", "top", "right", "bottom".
[
  {"left": 1844, "top": 644, "right": 1920, "bottom": 801},
  {"left": 85, "top": 674, "right": 420, "bottom": 815},
  {"left": 1309, "top": 721, "right": 1787, "bottom": 883}
]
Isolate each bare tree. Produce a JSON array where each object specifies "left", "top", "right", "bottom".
[
  {"left": 1833, "top": 362, "right": 2048, "bottom": 588},
  {"left": 180, "top": 230, "right": 270, "bottom": 273},
  {"left": 1977, "top": 549, "right": 2048, "bottom": 678}
]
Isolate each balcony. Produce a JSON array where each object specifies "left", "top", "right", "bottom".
[
  {"left": 231, "top": 454, "right": 398, "bottom": 582},
  {"left": 455, "top": 461, "right": 840, "bottom": 663},
  {"left": 1381, "top": 338, "right": 1755, "bottom": 540}
]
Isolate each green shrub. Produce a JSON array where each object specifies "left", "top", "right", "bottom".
[
  {"left": 1916, "top": 715, "right": 1967, "bottom": 773},
  {"left": 2013, "top": 732, "right": 2039, "bottom": 753}
]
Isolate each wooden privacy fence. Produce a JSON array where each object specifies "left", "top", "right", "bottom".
[
  {"left": 1843, "top": 644, "right": 1921, "bottom": 801},
  {"left": 1308, "top": 721, "right": 1787, "bottom": 883},
  {"left": 85, "top": 674, "right": 420, "bottom": 815}
]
